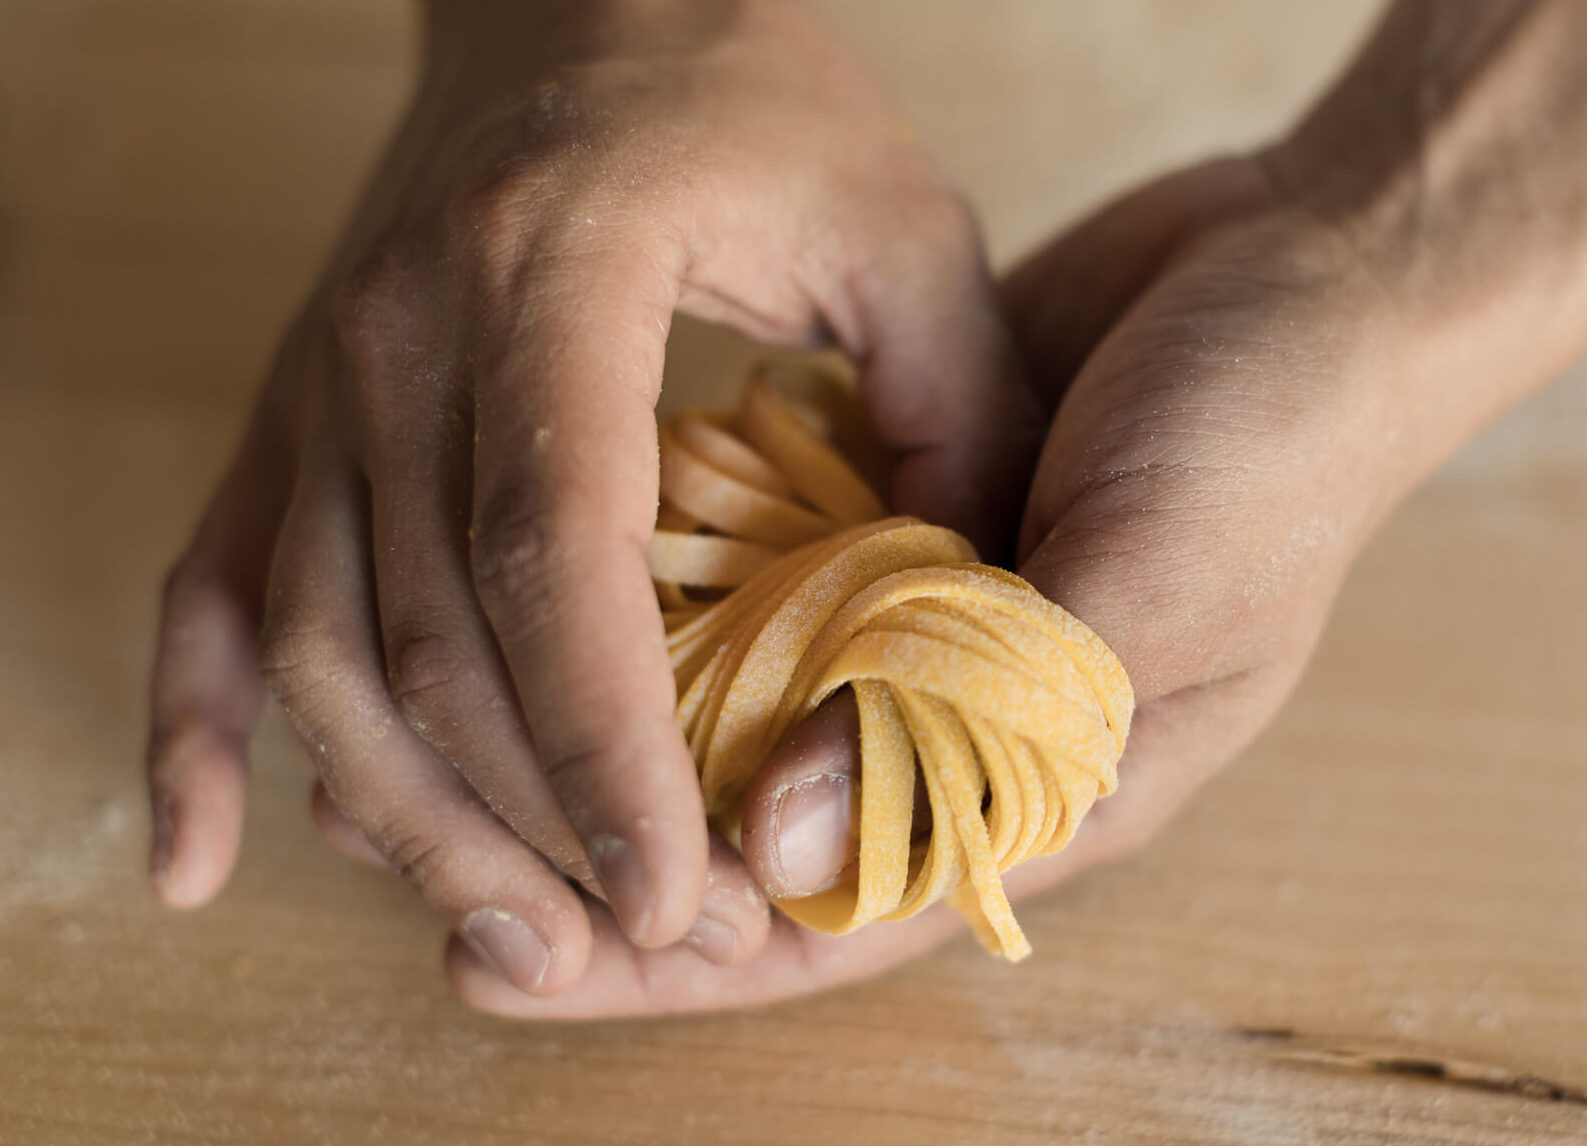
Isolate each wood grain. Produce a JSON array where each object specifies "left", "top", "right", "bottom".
[{"left": 3, "top": 2, "right": 1585, "bottom": 1142}]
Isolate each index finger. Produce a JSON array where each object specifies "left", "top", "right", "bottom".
[{"left": 470, "top": 233, "right": 707, "bottom": 949}]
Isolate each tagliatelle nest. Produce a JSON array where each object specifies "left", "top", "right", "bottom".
[{"left": 649, "top": 363, "right": 1132, "bottom": 960}]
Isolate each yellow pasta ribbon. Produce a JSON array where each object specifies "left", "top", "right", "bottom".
[{"left": 651, "top": 365, "right": 1133, "bottom": 960}]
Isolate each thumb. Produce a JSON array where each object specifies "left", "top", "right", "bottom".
[
  {"left": 738, "top": 687, "right": 933, "bottom": 900},
  {"left": 738, "top": 689, "right": 861, "bottom": 899}
]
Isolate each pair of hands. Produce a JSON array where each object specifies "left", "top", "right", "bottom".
[{"left": 146, "top": 0, "right": 1587, "bottom": 1018}]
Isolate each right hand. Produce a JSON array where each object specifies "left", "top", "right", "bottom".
[
  {"left": 451, "top": 97, "right": 1587, "bottom": 1015},
  {"left": 444, "top": 153, "right": 1393, "bottom": 1018},
  {"left": 144, "top": 0, "right": 1036, "bottom": 996}
]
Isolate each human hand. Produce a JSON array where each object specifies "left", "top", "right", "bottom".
[
  {"left": 144, "top": 0, "right": 1035, "bottom": 995},
  {"left": 446, "top": 0, "right": 1587, "bottom": 1010},
  {"left": 433, "top": 151, "right": 1374, "bottom": 1016}
]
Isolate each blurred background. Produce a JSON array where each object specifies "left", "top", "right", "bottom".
[{"left": 2, "top": 3, "right": 1584, "bottom": 1143}]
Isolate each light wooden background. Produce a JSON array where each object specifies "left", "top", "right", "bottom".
[{"left": 3, "top": 2, "right": 1586, "bottom": 1142}]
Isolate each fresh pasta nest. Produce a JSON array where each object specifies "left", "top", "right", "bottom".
[{"left": 648, "top": 364, "right": 1133, "bottom": 959}]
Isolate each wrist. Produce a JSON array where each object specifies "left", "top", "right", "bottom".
[{"left": 1257, "top": 0, "right": 1587, "bottom": 488}]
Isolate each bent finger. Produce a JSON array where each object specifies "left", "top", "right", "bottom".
[
  {"left": 261, "top": 439, "right": 591, "bottom": 995},
  {"left": 448, "top": 812, "right": 1129, "bottom": 1021},
  {"left": 345, "top": 306, "right": 594, "bottom": 887},
  {"left": 447, "top": 894, "right": 958, "bottom": 1021},
  {"left": 470, "top": 234, "right": 707, "bottom": 949}
]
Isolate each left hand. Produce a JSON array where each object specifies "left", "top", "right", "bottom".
[{"left": 143, "top": 0, "right": 1038, "bottom": 995}]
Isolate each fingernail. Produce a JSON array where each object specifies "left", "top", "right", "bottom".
[
  {"left": 149, "top": 792, "right": 175, "bottom": 887},
  {"left": 590, "top": 835, "right": 655, "bottom": 944},
  {"left": 773, "top": 774, "right": 855, "bottom": 896},
  {"left": 462, "top": 908, "right": 553, "bottom": 993},
  {"left": 682, "top": 914, "right": 739, "bottom": 965}
]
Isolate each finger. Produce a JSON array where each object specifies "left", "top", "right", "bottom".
[
  {"left": 1020, "top": 501, "right": 1313, "bottom": 801},
  {"left": 309, "top": 780, "right": 387, "bottom": 868},
  {"left": 260, "top": 439, "right": 591, "bottom": 995},
  {"left": 682, "top": 835, "right": 772, "bottom": 967},
  {"left": 448, "top": 828, "right": 1106, "bottom": 1022},
  {"left": 338, "top": 276, "right": 593, "bottom": 888},
  {"left": 999, "top": 155, "right": 1275, "bottom": 413},
  {"left": 845, "top": 193, "right": 1043, "bottom": 564},
  {"left": 147, "top": 394, "right": 292, "bottom": 909},
  {"left": 470, "top": 235, "right": 708, "bottom": 949},
  {"left": 370, "top": 436, "right": 594, "bottom": 883},
  {"left": 446, "top": 897, "right": 940, "bottom": 1020},
  {"left": 447, "top": 685, "right": 1247, "bottom": 1020}
]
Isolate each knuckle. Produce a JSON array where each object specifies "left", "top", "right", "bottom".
[
  {"left": 378, "top": 825, "right": 456, "bottom": 896},
  {"left": 330, "top": 244, "right": 424, "bottom": 361},
  {"left": 385, "top": 628, "right": 467, "bottom": 722},
  {"left": 537, "top": 740, "right": 610, "bottom": 790},
  {"left": 470, "top": 497, "right": 579, "bottom": 635},
  {"left": 842, "top": 183, "right": 986, "bottom": 297},
  {"left": 450, "top": 157, "right": 560, "bottom": 268},
  {"left": 257, "top": 607, "right": 338, "bottom": 713},
  {"left": 450, "top": 160, "right": 641, "bottom": 291}
]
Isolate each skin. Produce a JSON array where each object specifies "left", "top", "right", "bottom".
[
  {"left": 144, "top": 0, "right": 1038, "bottom": 995},
  {"left": 150, "top": 0, "right": 1587, "bottom": 1017}
]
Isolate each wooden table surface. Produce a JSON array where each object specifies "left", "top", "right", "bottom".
[{"left": 3, "top": 2, "right": 1586, "bottom": 1142}]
